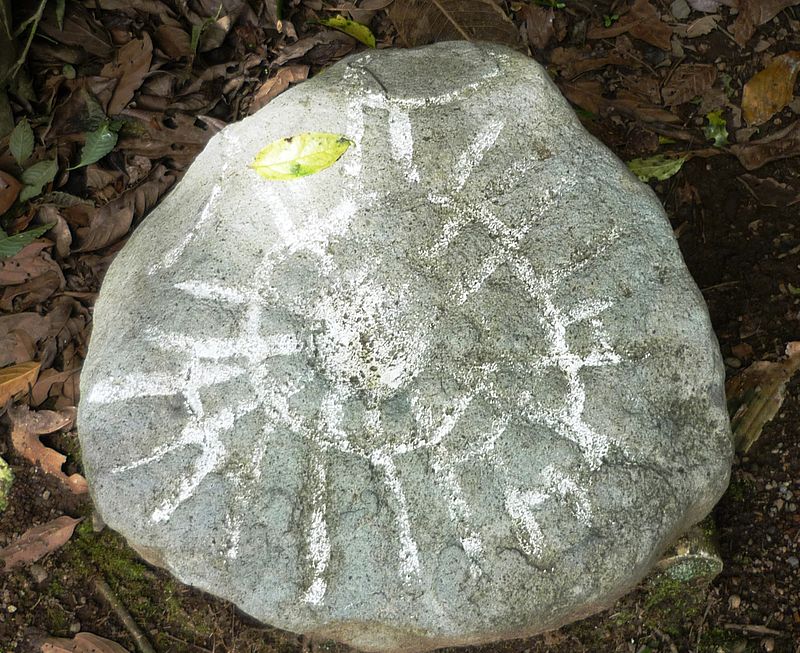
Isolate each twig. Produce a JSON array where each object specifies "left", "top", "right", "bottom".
[
  {"left": 3, "top": 0, "right": 47, "bottom": 85},
  {"left": 701, "top": 281, "right": 740, "bottom": 293},
  {"left": 93, "top": 577, "right": 157, "bottom": 653},
  {"left": 160, "top": 632, "right": 213, "bottom": 653},
  {"left": 724, "top": 623, "right": 786, "bottom": 637}
]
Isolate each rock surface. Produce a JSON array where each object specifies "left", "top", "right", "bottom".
[{"left": 78, "top": 42, "right": 732, "bottom": 652}]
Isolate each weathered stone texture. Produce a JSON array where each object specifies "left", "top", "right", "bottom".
[{"left": 79, "top": 42, "right": 732, "bottom": 652}]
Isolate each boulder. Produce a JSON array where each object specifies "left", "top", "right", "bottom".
[{"left": 78, "top": 42, "right": 732, "bottom": 652}]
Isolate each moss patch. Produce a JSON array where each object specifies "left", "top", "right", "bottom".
[
  {"left": 642, "top": 573, "right": 709, "bottom": 637},
  {"left": 0, "top": 456, "right": 13, "bottom": 513}
]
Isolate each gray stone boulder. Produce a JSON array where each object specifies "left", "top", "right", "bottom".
[{"left": 78, "top": 42, "right": 732, "bottom": 652}]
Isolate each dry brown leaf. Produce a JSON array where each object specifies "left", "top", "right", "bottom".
[
  {"left": 611, "top": 93, "right": 682, "bottom": 123},
  {"left": 339, "top": 0, "right": 394, "bottom": 23},
  {"left": 388, "top": 0, "right": 523, "bottom": 50},
  {"left": 732, "top": 0, "right": 800, "bottom": 46},
  {"left": 40, "top": 632, "right": 130, "bottom": 653},
  {"left": 101, "top": 34, "right": 154, "bottom": 116},
  {"left": 38, "top": 205, "right": 73, "bottom": 259},
  {"left": 249, "top": 65, "right": 310, "bottom": 114},
  {"left": 116, "top": 110, "right": 216, "bottom": 164},
  {"left": 683, "top": 14, "right": 719, "bottom": 37},
  {"left": 550, "top": 47, "right": 632, "bottom": 79},
  {"left": 8, "top": 404, "right": 87, "bottom": 493},
  {"left": 75, "top": 164, "right": 176, "bottom": 251},
  {"left": 0, "top": 328, "right": 36, "bottom": 368},
  {"left": 38, "top": 3, "right": 112, "bottom": 57},
  {"left": 731, "top": 119, "right": 800, "bottom": 170},
  {"left": 524, "top": 5, "right": 555, "bottom": 50},
  {"left": 0, "top": 270, "right": 63, "bottom": 311},
  {"left": 154, "top": 24, "right": 192, "bottom": 59},
  {"left": 737, "top": 174, "right": 800, "bottom": 207},
  {"left": 587, "top": 0, "right": 672, "bottom": 50},
  {"left": 0, "top": 515, "right": 82, "bottom": 572},
  {"left": 0, "top": 361, "right": 41, "bottom": 405},
  {"left": 0, "top": 298, "right": 83, "bottom": 369},
  {"left": 31, "top": 368, "right": 79, "bottom": 406},
  {"left": 687, "top": 0, "right": 722, "bottom": 10},
  {"left": 560, "top": 79, "right": 604, "bottom": 115},
  {"left": 726, "top": 342, "right": 800, "bottom": 452},
  {"left": 662, "top": 64, "right": 717, "bottom": 105},
  {"left": 0, "top": 170, "right": 21, "bottom": 215},
  {"left": 93, "top": 0, "right": 176, "bottom": 19},
  {"left": 0, "top": 242, "right": 62, "bottom": 287},
  {"left": 742, "top": 51, "right": 800, "bottom": 126},
  {"left": 274, "top": 30, "right": 356, "bottom": 66}
]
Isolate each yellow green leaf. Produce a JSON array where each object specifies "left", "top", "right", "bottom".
[
  {"left": 250, "top": 132, "right": 353, "bottom": 181},
  {"left": 318, "top": 15, "right": 376, "bottom": 48},
  {"left": 703, "top": 110, "right": 729, "bottom": 147},
  {"left": 627, "top": 155, "right": 687, "bottom": 182},
  {"left": 0, "top": 361, "right": 41, "bottom": 405}
]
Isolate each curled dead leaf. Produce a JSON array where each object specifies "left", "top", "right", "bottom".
[
  {"left": 32, "top": 368, "right": 81, "bottom": 407},
  {"left": 524, "top": 5, "right": 555, "bottom": 50},
  {"left": 0, "top": 361, "right": 41, "bottom": 405},
  {"left": 0, "top": 515, "right": 82, "bottom": 572},
  {"left": 732, "top": 0, "right": 800, "bottom": 46},
  {"left": 40, "top": 632, "right": 131, "bottom": 653},
  {"left": 661, "top": 64, "right": 717, "bottom": 106},
  {"left": 0, "top": 170, "right": 22, "bottom": 215},
  {"left": 683, "top": 14, "right": 719, "bottom": 38},
  {"left": 0, "top": 242, "right": 63, "bottom": 289},
  {"left": 0, "top": 270, "right": 64, "bottom": 312},
  {"left": 388, "top": 0, "right": 523, "bottom": 51},
  {"left": 8, "top": 404, "right": 87, "bottom": 494},
  {"left": 737, "top": 174, "right": 800, "bottom": 208},
  {"left": 742, "top": 51, "right": 800, "bottom": 126},
  {"left": 75, "top": 164, "right": 176, "bottom": 251},
  {"left": 726, "top": 342, "right": 800, "bottom": 452},
  {"left": 731, "top": 120, "right": 800, "bottom": 170},
  {"left": 101, "top": 34, "right": 154, "bottom": 116},
  {"left": 586, "top": 0, "right": 672, "bottom": 51},
  {"left": 249, "top": 65, "right": 310, "bottom": 114}
]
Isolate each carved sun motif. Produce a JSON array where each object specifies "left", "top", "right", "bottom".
[{"left": 85, "top": 55, "right": 626, "bottom": 608}]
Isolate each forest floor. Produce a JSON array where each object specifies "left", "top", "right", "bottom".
[{"left": 1, "top": 1, "right": 799, "bottom": 652}]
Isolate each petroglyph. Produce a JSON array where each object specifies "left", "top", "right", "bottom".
[
  {"left": 86, "top": 62, "right": 625, "bottom": 605},
  {"left": 80, "top": 44, "right": 732, "bottom": 651}
]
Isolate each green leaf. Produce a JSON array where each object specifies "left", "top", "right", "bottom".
[
  {"left": 318, "top": 15, "right": 376, "bottom": 48},
  {"left": 250, "top": 132, "right": 353, "bottom": 181},
  {"left": 703, "top": 110, "right": 729, "bottom": 147},
  {"left": 56, "top": 0, "right": 65, "bottom": 30},
  {"left": 19, "top": 158, "right": 58, "bottom": 202},
  {"left": 0, "top": 222, "right": 54, "bottom": 259},
  {"left": 69, "top": 122, "right": 119, "bottom": 170},
  {"left": 9, "top": 118, "right": 33, "bottom": 166},
  {"left": 627, "top": 155, "right": 687, "bottom": 182}
]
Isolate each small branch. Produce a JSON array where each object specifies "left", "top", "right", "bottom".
[
  {"left": 93, "top": 577, "right": 157, "bottom": 653},
  {"left": 724, "top": 623, "right": 785, "bottom": 637},
  {"left": 3, "top": 0, "right": 47, "bottom": 86}
]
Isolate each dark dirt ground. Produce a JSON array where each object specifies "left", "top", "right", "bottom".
[{"left": 1, "top": 1, "right": 799, "bottom": 652}]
